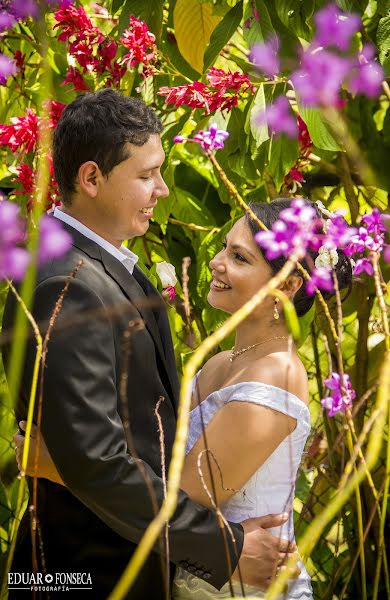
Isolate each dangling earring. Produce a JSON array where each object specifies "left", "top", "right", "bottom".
[{"left": 273, "top": 297, "right": 280, "bottom": 320}]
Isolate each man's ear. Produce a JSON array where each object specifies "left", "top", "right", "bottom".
[
  {"left": 77, "top": 161, "right": 101, "bottom": 198},
  {"left": 280, "top": 274, "right": 303, "bottom": 299}
]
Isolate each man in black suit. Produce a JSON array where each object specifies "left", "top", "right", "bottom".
[{"left": 3, "top": 89, "right": 294, "bottom": 598}]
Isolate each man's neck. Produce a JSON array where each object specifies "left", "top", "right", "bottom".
[{"left": 58, "top": 207, "right": 123, "bottom": 249}]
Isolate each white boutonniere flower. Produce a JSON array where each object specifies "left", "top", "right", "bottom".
[
  {"left": 315, "top": 245, "right": 339, "bottom": 269},
  {"left": 156, "top": 261, "right": 177, "bottom": 300}
]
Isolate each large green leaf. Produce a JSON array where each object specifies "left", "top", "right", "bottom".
[
  {"left": 243, "top": 0, "right": 275, "bottom": 47},
  {"left": 268, "top": 134, "right": 298, "bottom": 189},
  {"left": 336, "top": 0, "right": 369, "bottom": 13},
  {"left": 298, "top": 105, "right": 341, "bottom": 151},
  {"left": 275, "top": 0, "right": 315, "bottom": 40},
  {"left": 265, "top": 1, "right": 302, "bottom": 61},
  {"left": 173, "top": 0, "right": 222, "bottom": 73},
  {"left": 171, "top": 187, "right": 216, "bottom": 227},
  {"left": 248, "top": 84, "right": 269, "bottom": 148},
  {"left": 203, "top": 1, "right": 243, "bottom": 71},
  {"left": 377, "top": 11, "right": 390, "bottom": 76}
]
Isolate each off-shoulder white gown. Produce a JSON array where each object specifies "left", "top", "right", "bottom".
[{"left": 172, "top": 375, "right": 313, "bottom": 599}]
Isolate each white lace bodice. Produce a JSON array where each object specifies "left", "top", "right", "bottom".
[{"left": 173, "top": 375, "right": 313, "bottom": 599}]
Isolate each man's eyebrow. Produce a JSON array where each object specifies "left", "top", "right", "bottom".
[
  {"left": 139, "top": 161, "right": 165, "bottom": 172},
  {"left": 224, "top": 237, "right": 257, "bottom": 260}
]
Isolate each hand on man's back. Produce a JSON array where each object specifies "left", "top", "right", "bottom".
[{"left": 234, "top": 513, "right": 300, "bottom": 590}]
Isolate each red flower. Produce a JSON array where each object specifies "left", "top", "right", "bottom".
[
  {"left": 158, "top": 68, "right": 255, "bottom": 114},
  {"left": 297, "top": 115, "right": 313, "bottom": 157},
  {"left": 61, "top": 66, "right": 89, "bottom": 91},
  {"left": 42, "top": 100, "right": 66, "bottom": 129},
  {"left": 206, "top": 67, "right": 253, "bottom": 94},
  {"left": 13, "top": 158, "right": 61, "bottom": 212},
  {"left": 54, "top": 4, "right": 98, "bottom": 43},
  {"left": 283, "top": 116, "right": 313, "bottom": 191},
  {"left": 13, "top": 50, "right": 25, "bottom": 73},
  {"left": 120, "top": 16, "right": 158, "bottom": 67},
  {"left": 0, "top": 108, "right": 39, "bottom": 153},
  {"left": 15, "top": 163, "right": 34, "bottom": 195},
  {"left": 159, "top": 81, "right": 212, "bottom": 109}
]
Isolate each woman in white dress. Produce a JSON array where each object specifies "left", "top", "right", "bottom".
[{"left": 15, "top": 198, "right": 353, "bottom": 599}]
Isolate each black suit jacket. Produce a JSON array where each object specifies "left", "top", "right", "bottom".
[{"left": 2, "top": 222, "right": 244, "bottom": 599}]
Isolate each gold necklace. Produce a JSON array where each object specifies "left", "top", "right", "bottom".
[{"left": 229, "top": 336, "right": 290, "bottom": 362}]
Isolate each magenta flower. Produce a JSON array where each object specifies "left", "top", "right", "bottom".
[
  {"left": 12, "top": 0, "right": 39, "bottom": 18},
  {"left": 162, "top": 285, "right": 176, "bottom": 301},
  {"left": 324, "top": 215, "right": 357, "bottom": 250},
  {"left": 174, "top": 124, "right": 229, "bottom": 152},
  {"left": 0, "top": 53, "right": 17, "bottom": 86},
  {"left": 255, "top": 198, "right": 320, "bottom": 260},
  {"left": 346, "top": 227, "right": 382, "bottom": 255},
  {"left": 353, "top": 257, "right": 374, "bottom": 276},
  {"left": 256, "top": 96, "right": 298, "bottom": 138},
  {"left": 306, "top": 267, "right": 334, "bottom": 296},
  {"left": 0, "top": 10, "right": 15, "bottom": 31},
  {"left": 349, "top": 46, "right": 384, "bottom": 98},
  {"left": 249, "top": 36, "right": 280, "bottom": 78},
  {"left": 38, "top": 215, "right": 72, "bottom": 264},
  {"left": 292, "top": 49, "right": 351, "bottom": 107},
  {"left": 321, "top": 372, "right": 356, "bottom": 417},
  {"left": 193, "top": 124, "right": 229, "bottom": 151},
  {"left": 0, "top": 200, "right": 30, "bottom": 281},
  {"left": 360, "top": 207, "right": 389, "bottom": 236},
  {"left": 313, "top": 3, "right": 361, "bottom": 51}
]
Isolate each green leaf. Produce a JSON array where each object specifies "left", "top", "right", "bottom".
[
  {"left": 243, "top": 0, "right": 275, "bottom": 46},
  {"left": 203, "top": 1, "right": 243, "bottom": 70},
  {"left": 377, "top": 12, "right": 390, "bottom": 76},
  {"left": 173, "top": 0, "right": 222, "bottom": 73},
  {"left": 275, "top": 0, "right": 315, "bottom": 40},
  {"left": 161, "top": 31, "right": 202, "bottom": 80},
  {"left": 298, "top": 304, "right": 315, "bottom": 347},
  {"left": 282, "top": 297, "right": 301, "bottom": 342},
  {"left": 337, "top": 0, "right": 369, "bottom": 13},
  {"left": 264, "top": 1, "right": 302, "bottom": 61},
  {"left": 153, "top": 162, "right": 176, "bottom": 231},
  {"left": 248, "top": 84, "right": 269, "bottom": 148},
  {"left": 268, "top": 134, "right": 298, "bottom": 189},
  {"left": 298, "top": 105, "right": 341, "bottom": 151},
  {"left": 171, "top": 188, "right": 216, "bottom": 227}
]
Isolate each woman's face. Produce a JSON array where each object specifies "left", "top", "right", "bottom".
[{"left": 208, "top": 217, "right": 274, "bottom": 316}]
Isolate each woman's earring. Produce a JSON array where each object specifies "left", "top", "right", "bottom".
[{"left": 273, "top": 298, "right": 280, "bottom": 320}]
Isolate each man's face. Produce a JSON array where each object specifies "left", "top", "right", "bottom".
[{"left": 94, "top": 134, "right": 169, "bottom": 243}]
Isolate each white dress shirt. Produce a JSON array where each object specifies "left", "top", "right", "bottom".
[{"left": 53, "top": 207, "right": 139, "bottom": 275}]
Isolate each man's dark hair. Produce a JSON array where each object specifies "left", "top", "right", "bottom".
[
  {"left": 53, "top": 89, "right": 163, "bottom": 206},
  {"left": 246, "top": 198, "right": 353, "bottom": 317}
]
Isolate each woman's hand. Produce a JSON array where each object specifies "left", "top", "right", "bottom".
[{"left": 13, "top": 422, "right": 65, "bottom": 486}]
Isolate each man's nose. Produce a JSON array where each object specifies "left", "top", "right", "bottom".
[{"left": 156, "top": 175, "right": 169, "bottom": 198}]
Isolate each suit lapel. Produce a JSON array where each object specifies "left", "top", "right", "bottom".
[{"left": 60, "top": 221, "right": 173, "bottom": 401}]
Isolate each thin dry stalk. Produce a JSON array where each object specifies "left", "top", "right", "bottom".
[
  {"left": 155, "top": 397, "right": 171, "bottom": 600},
  {"left": 119, "top": 320, "right": 170, "bottom": 596},
  {"left": 32, "top": 260, "right": 84, "bottom": 575}
]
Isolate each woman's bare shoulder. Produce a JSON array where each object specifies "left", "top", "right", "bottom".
[{"left": 242, "top": 351, "right": 310, "bottom": 406}]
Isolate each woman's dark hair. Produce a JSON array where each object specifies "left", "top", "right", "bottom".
[
  {"left": 246, "top": 198, "right": 353, "bottom": 317},
  {"left": 53, "top": 88, "right": 163, "bottom": 206}
]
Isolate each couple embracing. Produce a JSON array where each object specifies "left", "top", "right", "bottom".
[{"left": 4, "top": 89, "right": 351, "bottom": 599}]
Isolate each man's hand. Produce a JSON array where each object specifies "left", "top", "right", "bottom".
[{"left": 233, "top": 513, "right": 300, "bottom": 590}]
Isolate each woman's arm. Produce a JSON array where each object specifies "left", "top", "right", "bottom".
[{"left": 180, "top": 400, "right": 296, "bottom": 509}]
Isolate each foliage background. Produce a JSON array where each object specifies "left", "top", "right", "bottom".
[{"left": 0, "top": 1, "right": 389, "bottom": 598}]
